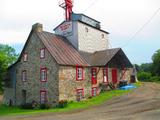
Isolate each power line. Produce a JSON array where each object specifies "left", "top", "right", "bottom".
[
  {"left": 82, "top": 0, "right": 99, "bottom": 13},
  {"left": 121, "top": 7, "right": 160, "bottom": 48}
]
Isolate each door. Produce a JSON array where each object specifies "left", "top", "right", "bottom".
[
  {"left": 22, "top": 90, "right": 26, "bottom": 104},
  {"left": 112, "top": 69, "right": 118, "bottom": 84}
]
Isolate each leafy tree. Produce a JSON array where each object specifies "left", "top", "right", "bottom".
[
  {"left": 0, "top": 44, "right": 18, "bottom": 91},
  {"left": 140, "top": 63, "right": 152, "bottom": 72},
  {"left": 137, "top": 71, "right": 152, "bottom": 81},
  {"left": 152, "top": 49, "right": 160, "bottom": 76}
]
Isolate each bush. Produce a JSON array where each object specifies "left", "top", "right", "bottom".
[
  {"left": 137, "top": 71, "right": 152, "bottom": 81},
  {"left": 40, "top": 103, "right": 51, "bottom": 109},
  {"left": 149, "top": 76, "right": 160, "bottom": 82},
  {"left": 20, "top": 103, "right": 33, "bottom": 109},
  {"left": 57, "top": 100, "right": 68, "bottom": 108}
]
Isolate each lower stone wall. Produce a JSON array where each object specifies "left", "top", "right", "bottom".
[{"left": 59, "top": 66, "right": 133, "bottom": 101}]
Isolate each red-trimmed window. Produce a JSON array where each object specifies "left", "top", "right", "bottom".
[
  {"left": 103, "top": 68, "right": 108, "bottom": 83},
  {"left": 76, "top": 66, "right": 84, "bottom": 80},
  {"left": 40, "top": 48, "right": 45, "bottom": 59},
  {"left": 23, "top": 53, "right": 28, "bottom": 61},
  {"left": 22, "top": 70, "right": 27, "bottom": 82},
  {"left": 91, "top": 68, "right": 97, "bottom": 84},
  {"left": 92, "top": 87, "right": 97, "bottom": 96},
  {"left": 40, "top": 90, "right": 47, "bottom": 104},
  {"left": 40, "top": 68, "right": 47, "bottom": 82},
  {"left": 76, "top": 89, "right": 84, "bottom": 101}
]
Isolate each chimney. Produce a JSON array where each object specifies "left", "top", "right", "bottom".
[{"left": 32, "top": 23, "right": 43, "bottom": 32}]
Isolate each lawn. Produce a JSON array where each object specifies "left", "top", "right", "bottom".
[{"left": 0, "top": 89, "right": 133, "bottom": 116}]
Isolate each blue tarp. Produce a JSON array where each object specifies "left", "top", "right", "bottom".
[{"left": 119, "top": 84, "right": 137, "bottom": 90}]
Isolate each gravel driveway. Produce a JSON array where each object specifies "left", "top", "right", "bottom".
[{"left": 1, "top": 82, "right": 160, "bottom": 120}]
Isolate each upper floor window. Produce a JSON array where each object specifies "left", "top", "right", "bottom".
[
  {"left": 76, "top": 66, "right": 84, "bottom": 80},
  {"left": 40, "top": 67, "right": 47, "bottom": 82},
  {"left": 22, "top": 70, "right": 27, "bottom": 82},
  {"left": 40, "top": 48, "right": 45, "bottom": 59},
  {"left": 101, "top": 34, "right": 104, "bottom": 39},
  {"left": 91, "top": 68, "right": 97, "bottom": 84},
  {"left": 85, "top": 27, "right": 89, "bottom": 33},
  {"left": 23, "top": 53, "right": 28, "bottom": 62}
]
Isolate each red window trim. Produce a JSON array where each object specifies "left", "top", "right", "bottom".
[
  {"left": 76, "top": 66, "right": 84, "bottom": 81},
  {"left": 23, "top": 53, "right": 28, "bottom": 62},
  {"left": 40, "top": 48, "right": 45, "bottom": 59},
  {"left": 21, "top": 70, "right": 27, "bottom": 82},
  {"left": 92, "top": 87, "right": 97, "bottom": 96},
  {"left": 103, "top": 67, "right": 108, "bottom": 83},
  {"left": 91, "top": 68, "right": 97, "bottom": 84},
  {"left": 40, "top": 90, "right": 47, "bottom": 104},
  {"left": 76, "top": 88, "right": 84, "bottom": 97},
  {"left": 40, "top": 67, "right": 47, "bottom": 82}
]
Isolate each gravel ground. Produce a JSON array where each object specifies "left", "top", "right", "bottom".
[{"left": 1, "top": 82, "right": 160, "bottom": 120}]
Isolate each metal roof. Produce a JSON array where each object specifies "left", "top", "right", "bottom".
[{"left": 36, "top": 31, "right": 89, "bottom": 66}]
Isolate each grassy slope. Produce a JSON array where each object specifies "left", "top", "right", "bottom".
[{"left": 0, "top": 89, "right": 131, "bottom": 116}]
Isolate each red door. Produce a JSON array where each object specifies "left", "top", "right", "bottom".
[{"left": 112, "top": 69, "right": 118, "bottom": 83}]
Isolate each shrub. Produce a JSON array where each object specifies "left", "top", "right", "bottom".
[
  {"left": 149, "top": 76, "right": 160, "bottom": 82},
  {"left": 20, "top": 103, "right": 33, "bottom": 109},
  {"left": 57, "top": 100, "right": 68, "bottom": 108},
  {"left": 137, "top": 71, "right": 152, "bottom": 81},
  {"left": 40, "top": 103, "right": 51, "bottom": 109}
]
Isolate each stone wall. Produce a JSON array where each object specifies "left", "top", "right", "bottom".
[
  {"left": 58, "top": 66, "right": 132, "bottom": 101},
  {"left": 5, "top": 32, "right": 59, "bottom": 106}
]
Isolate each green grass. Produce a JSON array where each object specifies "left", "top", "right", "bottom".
[
  {"left": 133, "top": 82, "right": 143, "bottom": 87},
  {"left": 0, "top": 89, "right": 132, "bottom": 116}
]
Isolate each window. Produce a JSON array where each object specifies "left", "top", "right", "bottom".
[
  {"left": 40, "top": 90, "right": 47, "bottom": 104},
  {"left": 85, "top": 27, "right": 89, "bottom": 32},
  {"left": 40, "top": 48, "right": 45, "bottom": 59},
  {"left": 22, "top": 70, "right": 27, "bottom": 82},
  {"left": 103, "top": 68, "right": 108, "bottom": 83},
  {"left": 91, "top": 68, "right": 97, "bottom": 84},
  {"left": 92, "top": 87, "right": 97, "bottom": 96},
  {"left": 76, "top": 66, "right": 84, "bottom": 80},
  {"left": 76, "top": 89, "right": 84, "bottom": 101},
  {"left": 23, "top": 53, "right": 28, "bottom": 61},
  {"left": 40, "top": 68, "right": 47, "bottom": 82},
  {"left": 101, "top": 34, "right": 104, "bottom": 39}
]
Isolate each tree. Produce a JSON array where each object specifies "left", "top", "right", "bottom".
[
  {"left": 152, "top": 49, "right": 160, "bottom": 76},
  {"left": 0, "top": 44, "right": 18, "bottom": 91}
]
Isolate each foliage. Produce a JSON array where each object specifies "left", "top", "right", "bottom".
[
  {"left": 0, "top": 89, "right": 132, "bottom": 116},
  {"left": 40, "top": 103, "right": 51, "bottom": 109},
  {"left": 152, "top": 49, "right": 160, "bottom": 76},
  {"left": 20, "top": 103, "right": 34, "bottom": 109},
  {"left": 140, "top": 63, "right": 153, "bottom": 72},
  {"left": 57, "top": 100, "right": 68, "bottom": 108},
  {"left": 0, "top": 44, "right": 18, "bottom": 91},
  {"left": 137, "top": 71, "right": 152, "bottom": 81}
]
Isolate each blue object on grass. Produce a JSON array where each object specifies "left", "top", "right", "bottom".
[{"left": 119, "top": 84, "right": 137, "bottom": 90}]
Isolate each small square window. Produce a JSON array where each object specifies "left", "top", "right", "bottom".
[
  {"left": 23, "top": 53, "right": 28, "bottom": 62},
  {"left": 101, "top": 34, "right": 104, "bottom": 39},
  {"left": 85, "top": 27, "right": 89, "bottom": 32},
  {"left": 40, "top": 48, "right": 45, "bottom": 59}
]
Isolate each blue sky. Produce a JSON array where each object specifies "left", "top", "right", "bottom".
[{"left": 0, "top": 0, "right": 160, "bottom": 65}]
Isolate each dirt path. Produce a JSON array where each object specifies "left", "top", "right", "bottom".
[{"left": 1, "top": 82, "right": 160, "bottom": 120}]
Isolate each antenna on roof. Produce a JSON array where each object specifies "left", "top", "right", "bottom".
[{"left": 59, "top": 0, "right": 73, "bottom": 21}]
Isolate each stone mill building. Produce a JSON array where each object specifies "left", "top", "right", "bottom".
[{"left": 3, "top": 12, "right": 134, "bottom": 106}]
